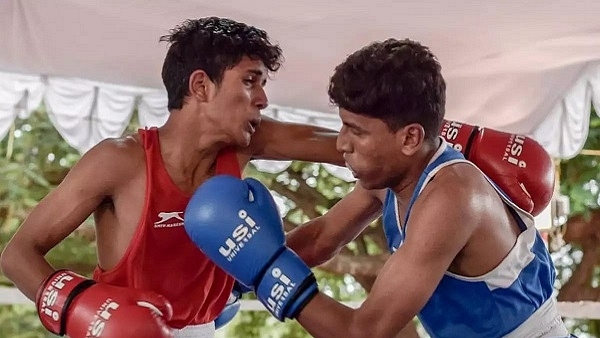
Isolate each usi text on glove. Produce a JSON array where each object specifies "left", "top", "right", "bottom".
[{"left": 219, "top": 209, "right": 261, "bottom": 261}]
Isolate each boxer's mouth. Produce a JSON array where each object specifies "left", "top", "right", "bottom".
[
  {"left": 247, "top": 118, "right": 261, "bottom": 135},
  {"left": 345, "top": 161, "right": 358, "bottom": 177}
]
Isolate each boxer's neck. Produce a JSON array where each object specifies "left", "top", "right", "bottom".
[
  {"left": 157, "top": 108, "right": 235, "bottom": 186},
  {"left": 390, "top": 138, "right": 442, "bottom": 204},
  {"left": 161, "top": 107, "right": 233, "bottom": 153}
]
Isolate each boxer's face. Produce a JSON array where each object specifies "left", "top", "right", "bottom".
[
  {"left": 337, "top": 109, "right": 407, "bottom": 190},
  {"left": 205, "top": 57, "right": 269, "bottom": 147}
]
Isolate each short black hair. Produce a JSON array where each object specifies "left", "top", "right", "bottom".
[
  {"left": 160, "top": 17, "right": 283, "bottom": 110},
  {"left": 328, "top": 38, "right": 445, "bottom": 141}
]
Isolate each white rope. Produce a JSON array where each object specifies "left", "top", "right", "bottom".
[
  {"left": 557, "top": 301, "right": 600, "bottom": 320},
  {"left": 2, "top": 287, "right": 599, "bottom": 319},
  {"left": 0, "top": 287, "right": 29, "bottom": 305}
]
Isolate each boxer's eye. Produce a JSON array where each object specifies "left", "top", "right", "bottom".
[{"left": 351, "top": 128, "right": 364, "bottom": 136}]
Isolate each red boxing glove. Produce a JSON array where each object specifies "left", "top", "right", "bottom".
[
  {"left": 36, "top": 270, "right": 174, "bottom": 338},
  {"left": 440, "top": 120, "right": 554, "bottom": 216}
]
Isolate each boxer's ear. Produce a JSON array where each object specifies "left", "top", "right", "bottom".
[
  {"left": 397, "top": 123, "right": 425, "bottom": 156},
  {"left": 188, "top": 70, "right": 213, "bottom": 102}
]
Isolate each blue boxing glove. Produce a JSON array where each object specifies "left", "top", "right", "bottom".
[{"left": 184, "top": 175, "right": 318, "bottom": 321}]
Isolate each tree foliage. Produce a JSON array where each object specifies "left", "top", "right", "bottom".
[
  {"left": 553, "top": 111, "right": 600, "bottom": 337},
  {"left": 0, "top": 107, "right": 599, "bottom": 337}
]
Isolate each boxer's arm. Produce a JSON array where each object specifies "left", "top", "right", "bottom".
[
  {"left": 296, "top": 178, "right": 479, "bottom": 338},
  {"left": 0, "top": 138, "right": 138, "bottom": 300},
  {"left": 286, "top": 183, "right": 383, "bottom": 267},
  {"left": 245, "top": 116, "right": 344, "bottom": 166}
]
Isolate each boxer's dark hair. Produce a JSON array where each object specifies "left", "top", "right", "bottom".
[
  {"left": 160, "top": 17, "right": 283, "bottom": 110},
  {"left": 328, "top": 38, "right": 445, "bottom": 142}
]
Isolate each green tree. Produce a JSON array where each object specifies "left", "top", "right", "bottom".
[
  {"left": 1, "top": 106, "right": 600, "bottom": 338},
  {"left": 554, "top": 111, "right": 600, "bottom": 338},
  {"left": 0, "top": 108, "right": 84, "bottom": 338},
  {"left": 0, "top": 108, "right": 141, "bottom": 338},
  {"left": 0, "top": 107, "right": 413, "bottom": 338}
]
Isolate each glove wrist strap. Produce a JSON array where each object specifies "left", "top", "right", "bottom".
[
  {"left": 284, "top": 275, "right": 318, "bottom": 319},
  {"left": 35, "top": 269, "right": 96, "bottom": 336}
]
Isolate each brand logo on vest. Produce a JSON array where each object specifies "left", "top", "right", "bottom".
[{"left": 154, "top": 211, "right": 184, "bottom": 228}]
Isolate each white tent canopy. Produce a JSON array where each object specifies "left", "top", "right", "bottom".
[{"left": 1, "top": 0, "right": 600, "bottom": 159}]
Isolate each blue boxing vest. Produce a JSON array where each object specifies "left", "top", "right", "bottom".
[{"left": 382, "top": 139, "right": 566, "bottom": 338}]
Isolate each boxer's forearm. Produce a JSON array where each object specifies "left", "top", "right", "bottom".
[
  {"left": 286, "top": 227, "right": 326, "bottom": 267},
  {"left": 0, "top": 244, "right": 54, "bottom": 300},
  {"left": 286, "top": 219, "right": 340, "bottom": 267},
  {"left": 296, "top": 293, "right": 368, "bottom": 338}
]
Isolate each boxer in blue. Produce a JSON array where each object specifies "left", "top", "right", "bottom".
[{"left": 184, "top": 38, "right": 575, "bottom": 338}]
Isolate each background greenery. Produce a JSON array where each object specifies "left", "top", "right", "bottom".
[{"left": 0, "top": 107, "right": 599, "bottom": 337}]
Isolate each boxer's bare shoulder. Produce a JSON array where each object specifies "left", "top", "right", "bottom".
[
  {"left": 77, "top": 134, "right": 146, "bottom": 194},
  {"left": 413, "top": 162, "right": 522, "bottom": 277},
  {"left": 85, "top": 135, "right": 148, "bottom": 270}
]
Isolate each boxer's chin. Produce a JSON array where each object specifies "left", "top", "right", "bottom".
[
  {"left": 357, "top": 174, "right": 387, "bottom": 190},
  {"left": 345, "top": 162, "right": 358, "bottom": 177},
  {"left": 241, "top": 131, "right": 252, "bottom": 147},
  {"left": 234, "top": 130, "right": 252, "bottom": 147},
  {"left": 357, "top": 180, "right": 371, "bottom": 189},
  {"left": 238, "top": 123, "right": 256, "bottom": 147}
]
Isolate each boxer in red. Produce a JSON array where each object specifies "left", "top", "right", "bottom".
[{"left": 0, "top": 17, "right": 342, "bottom": 338}]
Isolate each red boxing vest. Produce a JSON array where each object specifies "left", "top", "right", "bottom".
[{"left": 93, "top": 127, "right": 239, "bottom": 328}]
